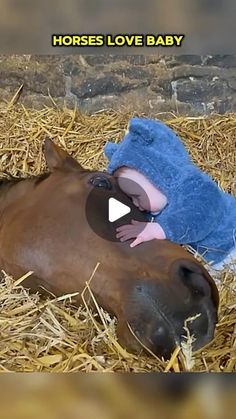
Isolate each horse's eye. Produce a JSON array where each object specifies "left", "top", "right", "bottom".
[{"left": 89, "top": 176, "right": 112, "bottom": 190}]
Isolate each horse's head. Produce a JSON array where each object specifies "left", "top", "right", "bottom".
[
  {"left": 43, "top": 139, "right": 219, "bottom": 360},
  {"left": 43, "top": 138, "right": 147, "bottom": 233}
]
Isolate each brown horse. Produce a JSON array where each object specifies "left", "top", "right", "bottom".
[{"left": 0, "top": 139, "right": 219, "bottom": 360}]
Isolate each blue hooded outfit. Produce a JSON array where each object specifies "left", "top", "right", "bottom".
[{"left": 104, "top": 117, "right": 236, "bottom": 265}]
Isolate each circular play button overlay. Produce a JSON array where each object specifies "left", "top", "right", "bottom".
[
  {"left": 108, "top": 197, "right": 131, "bottom": 222},
  {"left": 85, "top": 176, "right": 151, "bottom": 242}
]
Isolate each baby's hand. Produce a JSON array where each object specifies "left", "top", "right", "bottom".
[{"left": 116, "top": 220, "right": 166, "bottom": 248}]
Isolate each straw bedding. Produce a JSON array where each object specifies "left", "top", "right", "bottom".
[{"left": 0, "top": 97, "right": 235, "bottom": 372}]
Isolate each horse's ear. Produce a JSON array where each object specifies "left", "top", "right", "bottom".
[{"left": 43, "top": 138, "right": 84, "bottom": 172}]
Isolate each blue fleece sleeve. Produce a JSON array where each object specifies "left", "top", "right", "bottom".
[{"left": 156, "top": 173, "right": 225, "bottom": 244}]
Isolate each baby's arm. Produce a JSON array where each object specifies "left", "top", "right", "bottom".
[
  {"left": 157, "top": 174, "right": 225, "bottom": 244},
  {"left": 116, "top": 220, "right": 166, "bottom": 247}
]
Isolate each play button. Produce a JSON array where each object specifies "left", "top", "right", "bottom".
[
  {"left": 108, "top": 198, "right": 131, "bottom": 222},
  {"left": 85, "top": 175, "right": 150, "bottom": 242}
]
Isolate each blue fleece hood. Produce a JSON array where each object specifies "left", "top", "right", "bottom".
[{"left": 104, "top": 117, "right": 192, "bottom": 199}]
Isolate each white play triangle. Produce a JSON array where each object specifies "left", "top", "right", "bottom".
[{"left": 108, "top": 197, "right": 131, "bottom": 222}]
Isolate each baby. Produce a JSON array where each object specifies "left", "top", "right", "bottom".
[{"left": 104, "top": 117, "right": 236, "bottom": 273}]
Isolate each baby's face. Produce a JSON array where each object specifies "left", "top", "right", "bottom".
[{"left": 114, "top": 167, "right": 167, "bottom": 213}]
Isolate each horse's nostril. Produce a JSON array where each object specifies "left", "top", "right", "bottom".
[
  {"left": 151, "top": 326, "right": 176, "bottom": 359},
  {"left": 154, "top": 326, "right": 166, "bottom": 339},
  {"left": 152, "top": 326, "right": 170, "bottom": 347}
]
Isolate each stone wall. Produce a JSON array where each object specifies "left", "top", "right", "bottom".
[{"left": 1, "top": 55, "right": 236, "bottom": 115}]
